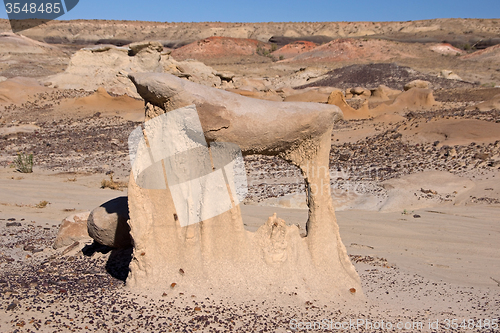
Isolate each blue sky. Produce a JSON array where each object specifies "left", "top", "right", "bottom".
[{"left": 1, "top": 0, "right": 499, "bottom": 22}]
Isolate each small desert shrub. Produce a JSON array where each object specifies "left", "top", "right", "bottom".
[
  {"left": 257, "top": 45, "right": 276, "bottom": 59},
  {"left": 101, "top": 174, "right": 127, "bottom": 190},
  {"left": 36, "top": 200, "right": 49, "bottom": 208},
  {"left": 461, "top": 43, "right": 475, "bottom": 51},
  {"left": 257, "top": 46, "right": 270, "bottom": 56},
  {"left": 14, "top": 153, "right": 33, "bottom": 173}
]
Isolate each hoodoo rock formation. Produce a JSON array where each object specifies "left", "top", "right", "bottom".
[
  {"left": 126, "top": 73, "right": 362, "bottom": 300},
  {"left": 43, "top": 41, "right": 223, "bottom": 98}
]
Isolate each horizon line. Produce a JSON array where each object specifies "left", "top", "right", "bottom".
[{"left": 1, "top": 17, "right": 499, "bottom": 25}]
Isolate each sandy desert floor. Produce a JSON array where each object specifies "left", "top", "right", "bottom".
[
  {"left": 0, "top": 171, "right": 498, "bottom": 332},
  {"left": 0, "top": 18, "right": 499, "bottom": 332}
]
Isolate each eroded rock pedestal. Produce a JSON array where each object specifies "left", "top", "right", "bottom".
[{"left": 126, "top": 73, "right": 362, "bottom": 300}]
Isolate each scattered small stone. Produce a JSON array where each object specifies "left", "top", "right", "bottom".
[
  {"left": 7, "top": 302, "right": 17, "bottom": 311},
  {"left": 474, "top": 152, "right": 489, "bottom": 160},
  {"left": 413, "top": 214, "right": 421, "bottom": 218},
  {"left": 6, "top": 222, "right": 22, "bottom": 227},
  {"left": 339, "top": 154, "right": 350, "bottom": 161},
  {"left": 61, "top": 241, "right": 80, "bottom": 255},
  {"left": 421, "top": 188, "right": 437, "bottom": 195}
]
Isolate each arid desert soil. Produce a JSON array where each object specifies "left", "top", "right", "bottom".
[{"left": 0, "top": 173, "right": 498, "bottom": 332}]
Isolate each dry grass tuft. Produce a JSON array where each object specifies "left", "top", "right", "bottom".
[
  {"left": 35, "top": 200, "right": 49, "bottom": 208},
  {"left": 100, "top": 174, "right": 127, "bottom": 190},
  {"left": 14, "top": 153, "right": 33, "bottom": 173}
]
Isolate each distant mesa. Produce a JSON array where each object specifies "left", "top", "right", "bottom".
[
  {"left": 430, "top": 43, "right": 464, "bottom": 56},
  {"left": 280, "top": 38, "right": 414, "bottom": 63},
  {"left": 268, "top": 35, "right": 334, "bottom": 47},
  {"left": 171, "top": 36, "right": 272, "bottom": 61},
  {"left": 271, "top": 41, "right": 317, "bottom": 60},
  {"left": 461, "top": 44, "right": 500, "bottom": 62},
  {"left": 95, "top": 39, "right": 134, "bottom": 47}
]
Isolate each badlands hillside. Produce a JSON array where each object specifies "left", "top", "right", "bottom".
[
  {"left": 1, "top": 18, "right": 499, "bottom": 46},
  {"left": 0, "top": 18, "right": 499, "bottom": 332}
]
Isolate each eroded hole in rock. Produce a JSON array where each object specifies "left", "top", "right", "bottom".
[
  {"left": 244, "top": 155, "right": 305, "bottom": 204},
  {"left": 242, "top": 154, "right": 308, "bottom": 234}
]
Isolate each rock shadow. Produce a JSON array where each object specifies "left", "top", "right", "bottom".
[{"left": 82, "top": 241, "right": 133, "bottom": 282}]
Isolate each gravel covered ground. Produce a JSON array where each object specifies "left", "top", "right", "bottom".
[
  {"left": 0, "top": 89, "right": 140, "bottom": 180},
  {"left": 297, "top": 63, "right": 478, "bottom": 90},
  {"left": 0, "top": 115, "right": 137, "bottom": 176},
  {"left": 244, "top": 108, "right": 500, "bottom": 204},
  {"left": 0, "top": 67, "right": 499, "bottom": 332},
  {"left": 1, "top": 217, "right": 499, "bottom": 333},
  {"left": 2, "top": 92, "right": 499, "bottom": 206}
]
